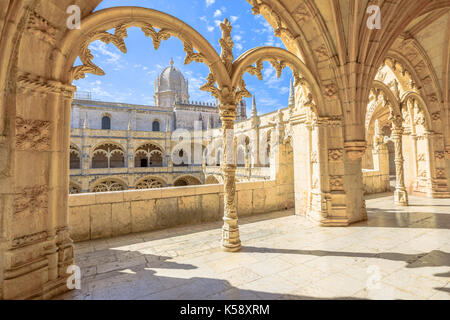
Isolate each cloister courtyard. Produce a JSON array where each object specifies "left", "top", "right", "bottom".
[{"left": 58, "top": 192, "right": 450, "bottom": 300}]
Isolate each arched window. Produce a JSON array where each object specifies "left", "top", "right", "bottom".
[
  {"left": 102, "top": 116, "right": 111, "bottom": 130},
  {"left": 152, "top": 120, "right": 160, "bottom": 132}
]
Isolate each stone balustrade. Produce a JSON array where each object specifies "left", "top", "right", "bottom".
[{"left": 68, "top": 180, "right": 294, "bottom": 242}]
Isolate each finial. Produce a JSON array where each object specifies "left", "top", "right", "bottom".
[
  {"left": 288, "top": 78, "right": 295, "bottom": 107},
  {"left": 251, "top": 95, "right": 258, "bottom": 117},
  {"left": 170, "top": 58, "right": 174, "bottom": 66}
]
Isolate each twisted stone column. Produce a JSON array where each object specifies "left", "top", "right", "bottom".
[
  {"left": 220, "top": 107, "right": 241, "bottom": 252},
  {"left": 392, "top": 126, "right": 408, "bottom": 206}
]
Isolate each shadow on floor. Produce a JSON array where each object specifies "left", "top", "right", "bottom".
[
  {"left": 59, "top": 249, "right": 368, "bottom": 300},
  {"left": 353, "top": 208, "right": 450, "bottom": 229},
  {"left": 241, "top": 247, "right": 450, "bottom": 270}
]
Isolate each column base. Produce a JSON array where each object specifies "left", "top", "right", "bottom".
[
  {"left": 221, "top": 225, "right": 241, "bottom": 252},
  {"left": 394, "top": 189, "right": 409, "bottom": 206}
]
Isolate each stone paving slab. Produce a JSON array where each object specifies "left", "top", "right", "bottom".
[{"left": 57, "top": 194, "right": 450, "bottom": 300}]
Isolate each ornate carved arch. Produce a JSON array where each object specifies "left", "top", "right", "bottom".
[
  {"left": 90, "top": 177, "right": 128, "bottom": 193},
  {"left": 90, "top": 141, "right": 125, "bottom": 157},
  {"left": 386, "top": 45, "right": 443, "bottom": 115},
  {"left": 402, "top": 92, "right": 434, "bottom": 132},
  {"left": 134, "top": 175, "right": 167, "bottom": 189},
  {"left": 54, "top": 7, "right": 231, "bottom": 89},
  {"left": 231, "top": 46, "right": 326, "bottom": 116}
]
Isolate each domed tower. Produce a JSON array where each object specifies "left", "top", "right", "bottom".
[{"left": 154, "top": 59, "right": 189, "bottom": 108}]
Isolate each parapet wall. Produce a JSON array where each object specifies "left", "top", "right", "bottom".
[
  {"left": 68, "top": 180, "right": 294, "bottom": 242},
  {"left": 362, "top": 169, "right": 391, "bottom": 194}
]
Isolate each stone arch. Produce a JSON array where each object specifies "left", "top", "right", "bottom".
[
  {"left": 91, "top": 142, "right": 125, "bottom": 169},
  {"left": 134, "top": 176, "right": 167, "bottom": 189},
  {"left": 69, "top": 181, "right": 82, "bottom": 194},
  {"left": 401, "top": 92, "right": 433, "bottom": 133},
  {"left": 399, "top": 92, "right": 449, "bottom": 198},
  {"left": 173, "top": 175, "right": 202, "bottom": 187},
  {"left": 235, "top": 134, "right": 251, "bottom": 168},
  {"left": 54, "top": 7, "right": 230, "bottom": 88},
  {"left": 70, "top": 144, "right": 81, "bottom": 169},
  {"left": 90, "top": 177, "right": 128, "bottom": 193},
  {"left": 232, "top": 46, "right": 326, "bottom": 117},
  {"left": 205, "top": 175, "right": 220, "bottom": 184},
  {"left": 134, "top": 143, "right": 164, "bottom": 168},
  {"left": 246, "top": 0, "right": 336, "bottom": 78}
]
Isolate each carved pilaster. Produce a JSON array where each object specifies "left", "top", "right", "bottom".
[
  {"left": 220, "top": 107, "right": 241, "bottom": 252},
  {"left": 392, "top": 126, "right": 408, "bottom": 206}
]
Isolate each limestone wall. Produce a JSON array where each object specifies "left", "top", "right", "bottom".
[
  {"left": 362, "top": 169, "right": 391, "bottom": 194},
  {"left": 68, "top": 180, "right": 294, "bottom": 242}
]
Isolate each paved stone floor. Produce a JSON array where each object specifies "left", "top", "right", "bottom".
[{"left": 58, "top": 193, "right": 450, "bottom": 300}]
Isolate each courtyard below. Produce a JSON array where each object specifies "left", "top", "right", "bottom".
[{"left": 58, "top": 193, "right": 450, "bottom": 300}]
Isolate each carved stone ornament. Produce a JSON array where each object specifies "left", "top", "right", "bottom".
[
  {"left": 435, "top": 151, "right": 445, "bottom": 160},
  {"left": 72, "top": 22, "right": 207, "bottom": 81},
  {"left": 27, "top": 10, "right": 57, "bottom": 45},
  {"left": 15, "top": 185, "right": 49, "bottom": 215},
  {"left": 328, "top": 149, "right": 344, "bottom": 161},
  {"left": 12, "top": 231, "right": 48, "bottom": 248},
  {"left": 16, "top": 117, "right": 51, "bottom": 151},
  {"left": 435, "top": 168, "right": 446, "bottom": 179},
  {"left": 329, "top": 176, "right": 344, "bottom": 191}
]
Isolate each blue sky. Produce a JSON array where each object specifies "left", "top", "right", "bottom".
[{"left": 73, "top": 0, "right": 293, "bottom": 115}]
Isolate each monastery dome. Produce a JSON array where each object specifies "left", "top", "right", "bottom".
[{"left": 156, "top": 58, "right": 188, "bottom": 95}]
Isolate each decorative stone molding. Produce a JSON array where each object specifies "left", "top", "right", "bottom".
[
  {"left": 344, "top": 141, "right": 366, "bottom": 160},
  {"left": 247, "top": 0, "right": 295, "bottom": 44},
  {"left": 92, "top": 179, "right": 126, "bottom": 192},
  {"left": 136, "top": 178, "right": 164, "bottom": 189},
  {"left": 293, "top": 3, "right": 311, "bottom": 23},
  {"left": 435, "top": 151, "right": 445, "bottom": 160},
  {"left": 17, "top": 72, "right": 76, "bottom": 98},
  {"left": 315, "top": 116, "right": 343, "bottom": 128},
  {"left": 27, "top": 11, "right": 57, "bottom": 45},
  {"left": 12, "top": 231, "right": 48, "bottom": 248},
  {"left": 72, "top": 22, "right": 208, "bottom": 82},
  {"left": 328, "top": 149, "right": 344, "bottom": 161},
  {"left": 15, "top": 185, "right": 48, "bottom": 215},
  {"left": 435, "top": 168, "right": 446, "bottom": 179},
  {"left": 329, "top": 176, "right": 344, "bottom": 191},
  {"left": 427, "top": 94, "right": 438, "bottom": 103},
  {"left": 431, "top": 112, "right": 441, "bottom": 122},
  {"left": 314, "top": 44, "right": 328, "bottom": 59},
  {"left": 15, "top": 117, "right": 51, "bottom": 151},
  {"left": 445, "top": 147, "right": 450, "bottom": 160},
  {"left": 324, "top": 83, "right": 338, "bottom": 99}
]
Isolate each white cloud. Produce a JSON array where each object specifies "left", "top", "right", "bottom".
[
  {"left": 235, "top": 43, "right": 243, "bottom": 51},
  {"left": 233, "top": 35, "right": 242, "bottom": 42},
  {"left": 207, "top": 26, "right": 214, "bottom": 32},
  {"left": 230, "top": 16, "right": 239, "bottom": 23},
  {"left": 214, "top": 20, "right": 222, "bottom": 27},
  {"left": 90, "top": 41, "right": 121, "bottom": 64},
  {"left": 206, "top": 0, "right": 215, "bottom": 7},
  {"left": 213, "top": 9, "right": 222, "bottom": 17}
]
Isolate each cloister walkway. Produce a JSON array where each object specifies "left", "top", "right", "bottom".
[{"left": 58, "top": 194, "right": 450, "bottom": 300}]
